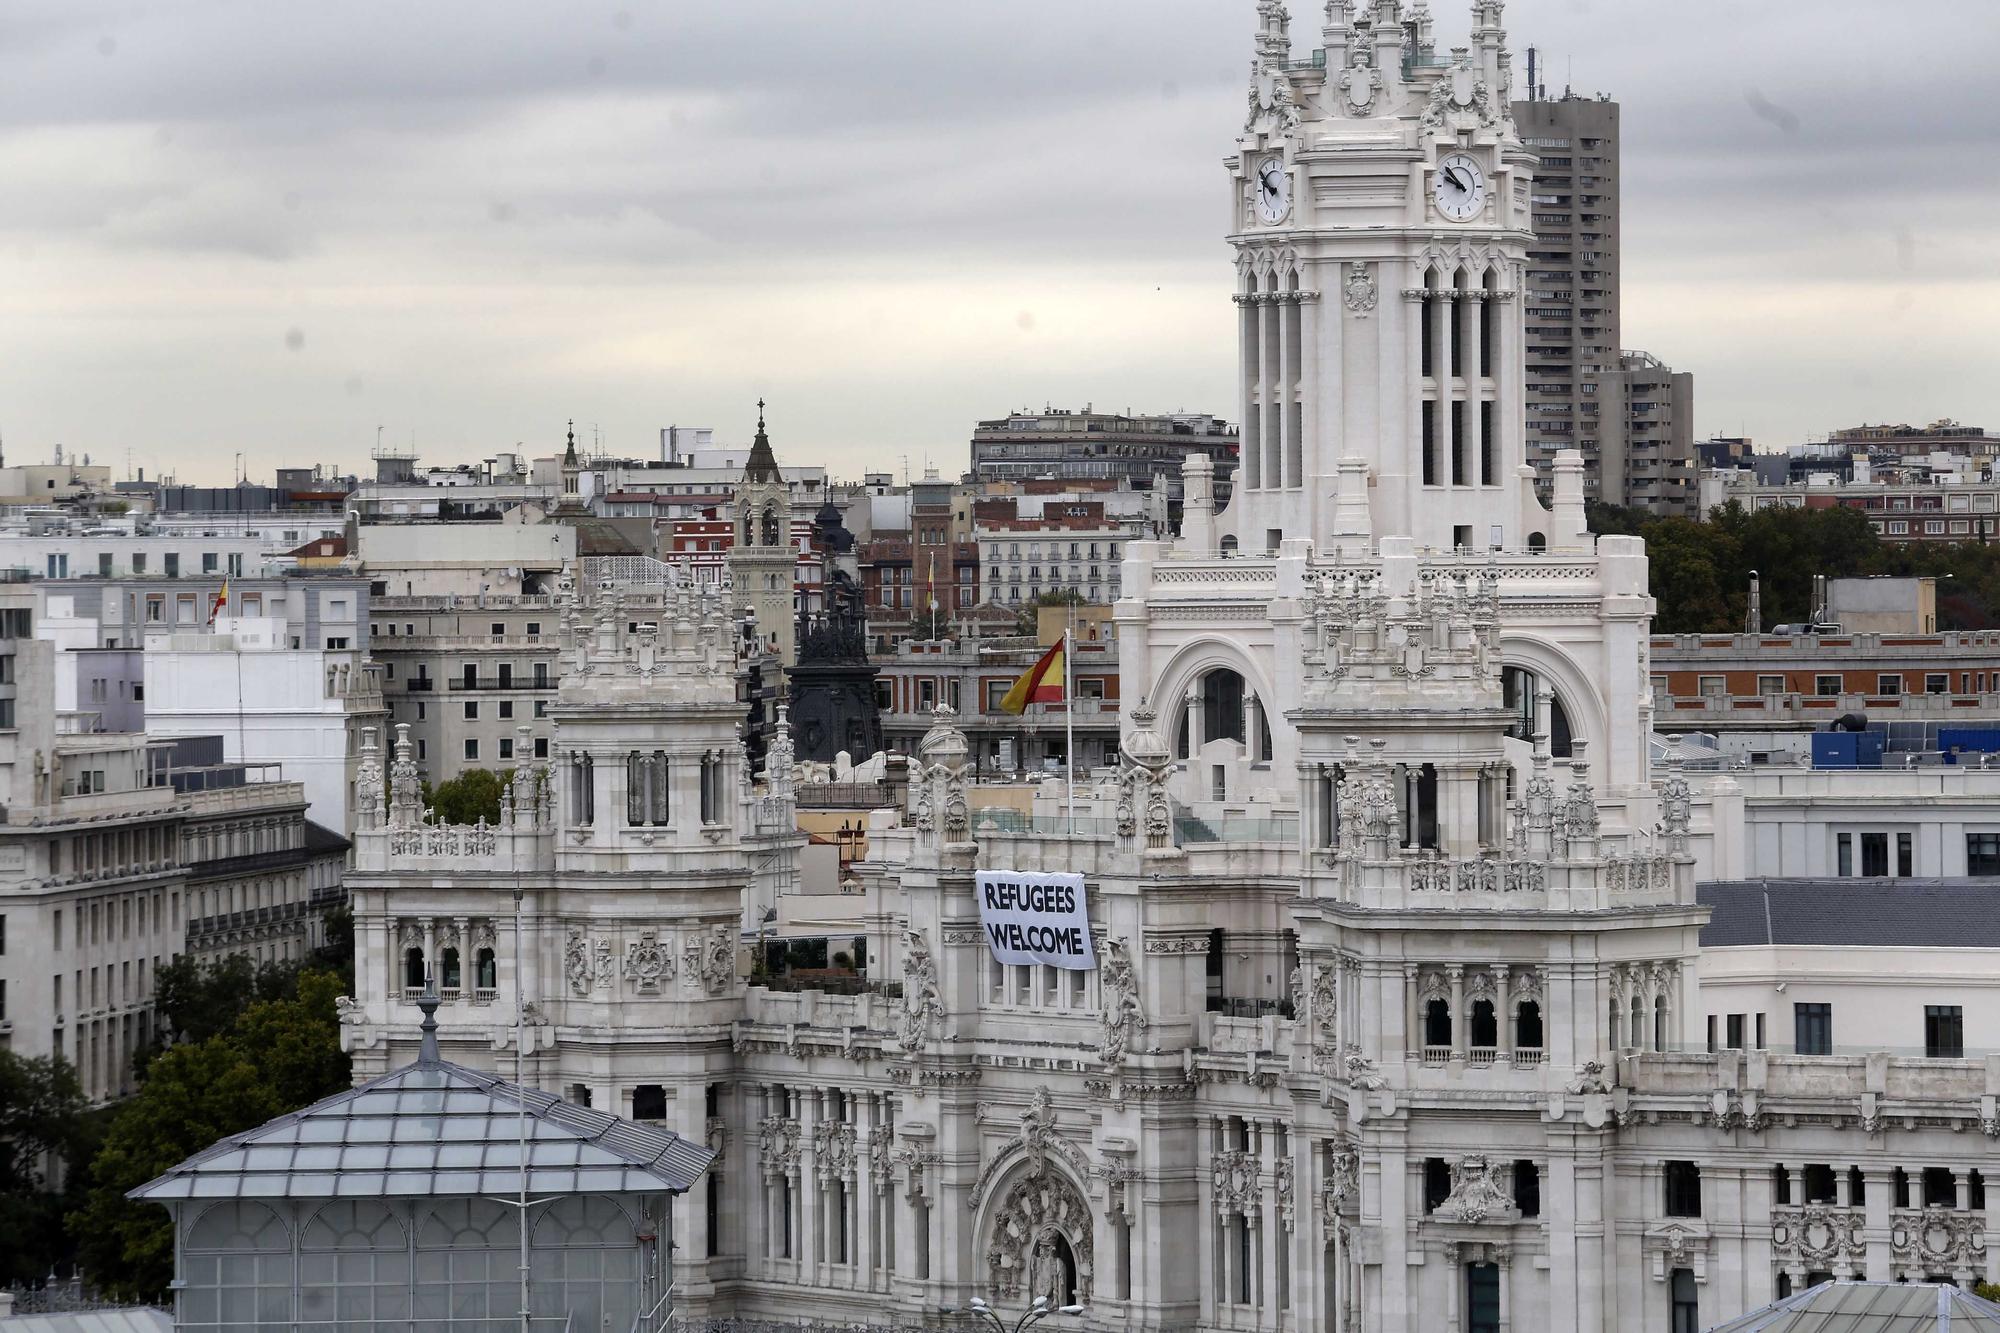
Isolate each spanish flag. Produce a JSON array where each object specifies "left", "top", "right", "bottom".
[
  {"left": 998, "top": 636, "right": 1065, "bottom": 715},
  {"left": 207, "top": 577, "right": 230, "bottom": 627}
]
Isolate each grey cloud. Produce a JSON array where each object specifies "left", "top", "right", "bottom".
[{"left": 0, "top": 0, "right": 1995, "bottom": 479}]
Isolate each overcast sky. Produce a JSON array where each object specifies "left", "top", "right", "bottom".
[{"left": 2, "top": 1, "right": 1996, "bottom": 485}]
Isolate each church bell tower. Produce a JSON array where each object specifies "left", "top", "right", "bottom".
[{"left": 727, "top": 403, "right": 798, "bottom": 668}]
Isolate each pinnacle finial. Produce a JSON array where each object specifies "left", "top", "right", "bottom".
[{"left": 416, "top": 983, "right": 441, "bottom": 1065}]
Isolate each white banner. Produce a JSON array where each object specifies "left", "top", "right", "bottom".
[{"left": 975, "top": 871, "right": 1096, "bottom": 971}]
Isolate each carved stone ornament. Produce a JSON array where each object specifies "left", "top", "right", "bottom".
[
  {"left": 622, "top": 929, "right": 673, "bottom": 993},
  {"left": 1097, "top": 937, "right": 1148, "bottom": 1069},
  {"left": 1436, "top": 1155, "right": 1517, "bottom": 1225},
  {"left": 683, "top": 924, "right": 734, "bottom": 995},
  {"left": 594, "top": 937, "right": 613, "bottom": 991},
  {"left": 812, "top": 1120, "right": 858, "bottom": 1183},
  {"left": 1338, "top": 43, "right": 1382, "bottom": 116},
  {"left": 757, "top": 1116, "right": 801, "bottom": 1179},
  {"left": 1771, "top": 1205, "right": 1865, "bottom": 1267},
  {"left": 899, "top": 928, "right": 944, "bottom": 1051},
  {"left": 1213, "top": 1150, "right": 1261, "bottom": 1216},
  {"left": 1343, "top": 262, "right": 1378, "bottom": 313},
  {"left": 986, "top": 1168, "right": 1095, "bottom": 1304},
  {"left": 564, "top": 927, "right": 591, "bottom": 997}
]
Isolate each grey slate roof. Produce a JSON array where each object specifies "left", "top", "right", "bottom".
[
  {"left": 128, "top": 1057, "right": 713, "bottom": 1203},
  {"left": 0, "top": 1314, "right": 173, "bottom": 1333},
  {"left": 1706, "top": 1279, "right": 2000, "bottom": 1331},
  {"left": 1699, "top": 878, "right": 2000, "bottom": 949}
]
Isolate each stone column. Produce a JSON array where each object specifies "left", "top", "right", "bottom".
[
  {"left": 1278, "top": 296, "right": 1297, "bottom": 490},
  {"left": 1300, "top": 289, "right": 1320, "bottom": 496},
  {"left": 1263, "top": 291, "right": 1282, "bottom": 490},
  {"left": 420, "top": 919, "right": 436, "bottom": 990},
  {"left": 1186, "top": 687, "right": 1204, "bottom": 760},
  {"left": 748, "top": 1086, "right": 768, "bottom": 1265},
  {"left": 1498, "top": 967, "right": 1515, "bottom": 1060},
  {"left": 1404, "top": 964, "right": 1421, "bottom": 1059},
  {"left": 1239, "top": 295, "right": 1261, "bottom": 491},
  {"left": 1449, "top": 965, "right": 1467, "bottom": 1061},
  {"left": 1430, "top": 289, "right": 1452, "bottom": 488},
  {"left": 1259, "top": 1122, "right": 1280, "bottom": 1315},
  {"left": 856, "top": 1095, "right": 879, "bottom": 1287},
  {"left": 798, "top": 1091, "right": 819, "bottom": 1277},
  {"left": 1497, "top": 1244, "right": 1514, "bottom": 1333},
  {"left": 1467, "top": 291, "right": 1486, "bottom": 484}
]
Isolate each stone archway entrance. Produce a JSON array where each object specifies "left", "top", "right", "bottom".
[{"left": 984, "top": 1166, "right": 1094, "bottom": 1305}]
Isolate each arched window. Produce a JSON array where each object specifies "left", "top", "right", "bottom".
[
  {"left": 404, "top": 946, "right": 425, "bottom": 991},
  {"left": 1516, "top": 999, "right": 1544, "bottom": 1050},
  {"left": 761, "top": 505, "right": 781, "bottom": 548},
  {"left": 1219, "top": 534, "right": 1239, "bottom": 555},
  {"left": 1654, "top": 995, "right": 1669, "bottom": 1052},
  {"left": 1469, "top": 998, "right": 1498, "bottom": 1049},
  {"left": 1629, "top": 995, "right": 1645, "bottom": 1051},
  {"left": 1423, "top": 998, "right": 1452, "bottom": 1047},
  {"left": 441, "top": 947, "right": 461, "bottom": 992},
  {"left": 1502, "top": 665, "right": 1574, "bottom": 758},
  {"left": 475, "top": 948, "right": 497, "bottom": 990},
  {"left": 1608, "top": 997, "right": 1620, "bottom": 1052},
  {"left": 1527, "top": 531, "right": 1547, "bottom": 551}
]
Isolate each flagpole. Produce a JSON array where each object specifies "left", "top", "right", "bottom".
[{"left": 1064, "top": 610, "right": 1075, "bottom": 837}]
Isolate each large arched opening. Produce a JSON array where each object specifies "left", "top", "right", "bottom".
[{"left": 980, "top": 1162, "right": 1096, "bottom": 1308}]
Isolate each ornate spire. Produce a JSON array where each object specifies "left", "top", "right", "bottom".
[
  {"left": 1256, "top": 0, "right": 1292, "bottom": 66},
  {"left": 743, "top": 399, "right": 782, "bottom": 484},
  {"left": 564, "top": 418, "right": 577, "bottom": 467}
]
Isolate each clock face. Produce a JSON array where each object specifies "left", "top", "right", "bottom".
[
  {"left": 1433, "top": 153, "right": 1488, "bottom": 223},
  {"left": 1255, "top": 156, "right": 1290, "bottom": 225}
]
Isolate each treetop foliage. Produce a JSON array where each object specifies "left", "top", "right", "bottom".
[{"left": 1588, "top": 499, "right": 2000, "bottom": 634}]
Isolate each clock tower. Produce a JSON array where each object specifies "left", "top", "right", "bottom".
[{"left": 1228, "top": 0, "right": 1553, "bottom": 555}]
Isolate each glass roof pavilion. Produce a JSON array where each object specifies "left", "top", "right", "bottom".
[
  {"left": 1706, "top": 1280, "right": 2000, "bottom": 1332},
  {"left": 127, "top": 995, "right": 713, "bottom": 1332}
]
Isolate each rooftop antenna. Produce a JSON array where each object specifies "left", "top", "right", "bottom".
[{"left": 1526, "top": 47, "right": 1537, "bottom": 101}]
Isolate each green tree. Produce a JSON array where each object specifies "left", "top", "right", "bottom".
[
  {"left": 73, "top": 968, "right": 351, "bottom": 1300},
  {"left": 151, "top": 952, "right": 299, "bottom": 1045},
  {"left": 71, "top": 1039, "right": 283, "bottom": 1300},
  {"left": 421, "top": 768, "right": 509, "bottom": 825},
  {"left": 0, "top": 1051, "right": 90, "bottom": 1284},
  {"left": 1643, "top": 517, "right": 1740, "bottom": 633}
]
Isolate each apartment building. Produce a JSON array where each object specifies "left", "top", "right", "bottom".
[
  {"left": 974, "top": 497, "right": 1131, "bottom": 608},
  {"left": 0, "top": 596, "right": 351, "bottom": 1096},
  {"left": 369, "top": 596, "right": 563, "bottom": 784},
  {"left": 969, "top": 407, "right": 1239, "bottom": 512}
]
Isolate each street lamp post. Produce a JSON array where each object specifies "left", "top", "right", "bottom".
[{"left": 946, "top": 1294, "right": 1087, "bottom": 1333}]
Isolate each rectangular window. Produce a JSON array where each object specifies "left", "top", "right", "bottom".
[
  {"left": 1925, "top": 1005, "right": 1964, "bottom": 1058},
  {"left": 1837, "top": 833, "right": 1853, "bottom": 877},
  {"left": 1926, "top": 673, "right": 1950, "bottom": 694},
  {"left": 1968, "top": 833, "right": 2000, "bottom": 876},
  {"left": 1726, "top": 1013, "right": 1745, "bottom": 1050},
  {"left": 1860, "top": 832, "right": 1888, "bottom": 877},
  {"left": 1467, "top": 1264, "right": 1500, "bottom": 1333},
  {"left": 464, "top": 702, "right": 478, "bottom": 720},
  {"left": 1898, "top": 832, "right": 1913, "bottom": 878},
  {"left": 1698, "top": 675, "right": 1726, "bottom": 698},
  {"left": 463, "top": 739, "right": 478, "bottom": 761},
  {"left": 1794, "top": 1002, "right": 1832, "bottom": 1055},
  {"left": 1876, "top": 674, "right": 1902, "bottom": 696},
  {"left": 1756, "top": 675, "right": 1785, "bottom": 696},
  {"left": 1671, "top": 1269, "right": 1699, "bottom": 1333},
  {"left": 1663, "top": 1161, "right": 1702, "bottom": 1217},
  {"left": 1814, "top": 674, "right": 1842, "bottom": 697}
]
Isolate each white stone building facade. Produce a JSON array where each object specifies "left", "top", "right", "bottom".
[{"left": 337, "top": 6, "right": 2000, "bottom": 1333}]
